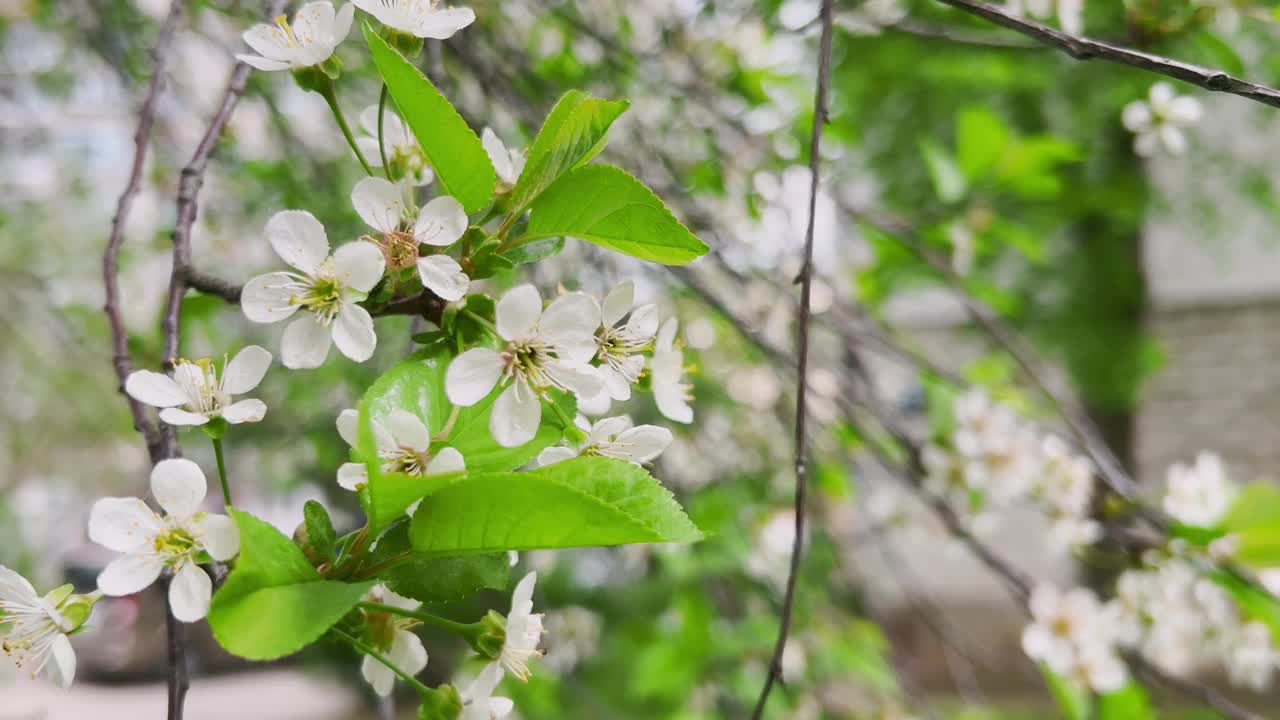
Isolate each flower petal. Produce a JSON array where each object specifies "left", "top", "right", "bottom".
[
  {"left": 159, "top": 408, "right": 211, "bottom": 426},
  {"left": 536, "top": 446, "right": 577, "bottom": 466},
  {"left": 357, "top": 136, "right": 383, "bottom": 167},
  {"left": 194, "top": 513, "right": 240, "bottom": 561},
  {"left": 45, "top": 633, "right": 76, "bottom": 688},
  {"left": 390, "top": 629, "right": 428, "bottom": 676},
  {"left": 626, "top": 304, "right": 660, "bottom": 339},
  {"left": 601, "top": 281, "right": 634, "bottom": 328},
  {"left": 221, "top": 345, "right": 273, "bottom": 394},
  {"left": 483, "top": 128, "right": 514, "bottom": 185},
  {"left": 97, "top": 553, "right": 164, "bottom": 596},
  {"left": 351, "top": 176, "right": 404, "bottom": 234},
  {"left": 0, "top": 565, "right": 38, "bottom": 603},
  {"left": 615, "top": 425, "right": 673, "bottom": 463},
  {"left": 333, "top": 303, "right": 377, "bottom": 363},
  {"left": 336, "top": 408, "right": 360, "bottom": 446},
  {"left": 386, "top": 409, "right": 432, "bottom": 453},
  {"left": 425, "top": 447, "right": 465, "bottom": 475},
  {"left": 266, "top": 210, "right": 329, "bottom": 274},
  {"left": 89, "top": 498, "right": 163, "bottom": 553},
  {"left": 414, "top": 6, "right": 476, "bottom": 39},
  {"left": 338, "top": 462, "right": 368, "bottom": 491},
  {"left": 491, "top": 383, "right": 542, "bottom": 448},
  {"left": 413, "top": 196, "right": 468, "bottom": 247},
  {"left": 445, "top": 348, "right": 502, "bottom": 406},
  {"left": 125, "top": 371, "right": 187, "bottom": 408},
  {"left": 236, "top": 53, "right": 290, "bottom": 71},
  {"left": 416, "top": 254, "right": 470, "bottom": 301},
  {"left": 241, "top": 272, "right": 303, "bottom": 324},
  {"left": 222, "top": 398, "right": 267, "bottom": 424},
  {"left": 333, "top": 240, "right": 386, "bottom": 294},
  {"left": 151, "top": 458, "right": 207, "bottom": 518},
  {"left": 545, "top": 360, "right": 602, "bottom": 399},
  {"left": 282, "top": 313, "right": 333, "bottom": 369},
  {"left": 540, "top": 292, "right": 600, "bottom": 362},
  {"left": 511, "top": 571, "right": 537, "bottom": 610},
  {"left": 590, "top": 415, "right": 633, "bottom": 441},
  {"left": 362, "top": 654, "right": 395, "bottom": 697},
  {"left": 495, "top": 284, "right": 542, "bottom": 340},
  {"left": 169, "top": 562, "right": 213, "bottom": 623},
  {"left": 332, "top": 1, "right": 356, "bottom": 41}
]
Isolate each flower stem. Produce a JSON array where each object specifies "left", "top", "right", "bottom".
[
  {"left": 377, "top": 83, "right": 392, "bottom": 181},
  {"left": 460, "top": 308, "right": 498, "bottom": 334},
  {"left": 433, "top": 405, "right": 462, "bottom": 442},
  {"left": 331, "top": 626, "right": 433, "bottom": 697},
  {"left": 211, "top": 437, "right": 232, "bottom": 507},
  {"left": 320, "top": 82, "right": 374, "bottom": 176},
  {"left": 358, "top": 601, "right": 482, "bottom": 637}
]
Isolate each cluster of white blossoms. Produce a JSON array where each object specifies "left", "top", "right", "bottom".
[
  {"left": 335, "top": 407, "right": 464, "bottom": 491},
  {"left": 445, "top": 282, "right": 693, "bottom": 448},
  {"left": 0, "top": 566, "right": 97, "bottom": 688},
  {"left": 1122, "top": 82, "right": 1203, "bottom": 157},
  {"left": 923, "top": 390, "right": 1100, "bottom": 553},
  {"left": 1022, "top": 583, "right": 1128, "bottom": 693}
]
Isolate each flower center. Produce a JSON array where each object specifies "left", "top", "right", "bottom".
[
  {"left": 154, "top": 527, "right": 198, "bottom": 561},
  {"left": 367, "top": 231, "right": 420, "bottom": 271},
  {"left": 381, "top": 444, "right": 429, "bottom": 476},
  {"left": 174, "top": 357, "right": 224, "bottom": 415},
  {"left": 596, "top": 327, "right": 650, "bottom": 383},
  {"left": 273, "top": 15, "right": 301, "bottom": 47},
  {"left": 292, "top": 272, "right": 346, "bottom": 325},
  {"left": 501, "top": 338, "right": 554, "bottom": 391}
]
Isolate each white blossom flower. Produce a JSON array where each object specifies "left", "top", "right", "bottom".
[
  {"left": 445, "top": 285, "right": 602, "bottom": 448},
  {"left": 1122, "top": 82, "right": 1203, "bottom": 157},
  {"left": 124, "top": 346, "right": 272, "bottom": 426},
  {"left": 1226, "top": 621, "right": 1280, "bottom": 691},
  {"left": 353, "top": 0, "right": 475, "bottom": 39},
  {"left": 482, "top": 128, "right": 526, "bottom": 190},
  {"left": 357, "top": 106, "right": 433, "bottom": 186},
  {"left": 594, "top": 281, "right": 658, "bottom": 401},
  {"left": 1006, "top": 0, "right": 1083, "bottom": 34},
  {"left": 650, "top": 317, "right": 693, "bottom": 424},
  {"left": 1021, "top": 584, "right": 1109, "bottom": 674},
  {"left": 459, "top": 662, "right": 514, "bottom": 720},
  {"left": 242, "top": 210, "right": 386, "bottom": 368},
  {"left": 335, "top": 408, "right": 465, "bottom": 491},
  {"left": 0, "top": 567, "right": 93, "bottom": 688},
  {"left": 1163, "top": 451, "right": 1235, "bottom": 527},
  {"left": 496, "top": 571, "right": 544, "bottom": 681},
  {"left": 89, "top": 459, "right": 239, "bottom": 623},
  {"left": 536, "top": 415, "right": 672, "bottom": 466},
  {"left": 1067, "top": 642, "right": 1129, "bottom": 693},
  {"left": 1046, "top": 514, "right": 1103, "bottom": 554},
  {"left": 361, "top": 585, "right": 428, "bottom": 697},
  {"left": 1036, "top": 435, "right": 1094, "bottom": 516},
  {"left": 952, "top": 390, "right": 1040, "bottom": 502},
  {"left": 236, "top": 2, "right": 355, "bottom": 71},
  {"left": 351, "top": 177, "right": 469, "bottom": 301}
]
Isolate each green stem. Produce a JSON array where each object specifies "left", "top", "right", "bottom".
[
  {"left": 331, "top": 627, "right": 432, "bottom": 697},
  {"left": 211, "top": 437, "right": 232, "bottom": 507},
  {"left": 321, "top": 82, "right": 374, "bottom": 175},
  {"left": 358, "top": 601, "right": 481, "bottom": 637},
  {"left": 433, "top": 405, "right": 462, "bottom": 442},
  {"left": 377, "top": 83, "right": 392, "bottom": 181},
  {"left": 460, "top": 308, "right": 499, "bottom": 334},
  {"left": 548, "top": 395, "right": 578, "bottom": 431}
]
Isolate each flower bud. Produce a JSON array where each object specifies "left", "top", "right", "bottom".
[
  {"left": 416, "top": 684, "right": 462, "bottom": 720},
  {"left": 471, "top": 609, "right": 507, "bottom": 660},
  {"left": 382, "top": 27, "right": 424, "bottom": 58}
]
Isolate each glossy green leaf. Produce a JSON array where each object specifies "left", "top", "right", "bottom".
[
  {"left": 522, "top": 165, "right": 708, "bottom": 265},
  {"left": 365, "top": 24, "right": 494, "bottom": 212},
  {"left": 208, "top": 510, "right": 374, "bottom": 660},
  {"left": 1039, "top": 664, "right": 1091, "bottom": 720},
  {"left": 367, "top": 520, "right": 510, "bottom": 604},
  {"left": 508, "top": 91, "right": 629, "bottom": 214},
  {"left": 409, "top": 456, "right": 703, "bottom": 555},
  {"left": 303, "top": 500, "right": 337, "bottom": 560},
  {"left": 1222, "top": 482, "right": 1280, "bottom": 567},
  {"left": 1098, "top": 682, "right": 1155, "bottom": 720},
  {"left": 956, "top": 106, "right": 1008, "bottom": 178}
]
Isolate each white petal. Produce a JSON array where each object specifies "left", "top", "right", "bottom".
[
  {"left": 332, "top": 303, "right": 377, "bottom": 363},
  {"left": 445, "top": 348, "right": 503, "bottom": 406},
  {"left": 512, "top": 571, "right": 537, "bottom": 609},
  {"left": 425, "top": 447, "right": 465, "bottom": 475},
  {"left": 413, "top": 196, "right": 468, "bottom": 247},
  {"left": 336, "top": 408, "right": 360, "bottom": 447},
  {"left": 362, "top": 654, "right": 394, "bottom": 697},
  {"left": 488, "top": 697, "right": 514, "bottom": 718},
  {"left": 0, "top": 565, "right": 38, "bottom": 603},
  {"left": 338, "top": 462, "right": 368, "bottom": 491},
  {"left": 492, "top": 383, "right": 542, "bottom": 448},
  {"left": 495, "top": 284, "right": 542, "bottom": 340},
  {"left": 221, "top": 345, "right": 273, "bottom": 394},
  {"left": 1149, "top": 81, "right": 1176, "bottom": 109},
  {"left": 266, "top": 210, "right": 329, "bottom": 274},
  {"left": 125, "top": 371, "right": 187, "bottom": 408},
  {"left": 292, "top": 1, "right": 336, "bottom": 46},
  {"left": 1167, "top": 96, "right": 1202, "bottom": 124},
  {"left": 483, "top": 128, "right": 514, "bottom": 184},
  {"left": 1159, "top": 125, "right": 1188, "bottom": 155},
  {"left": 241, "top": 25, "right": 292, "bottom": 61},
  {"left": 590, "top": 415, "right": 633, "bottom": 440},
  {"left": 545, "top": 361, "right": 602, "bottom": 399},
  {"left": 416, "top": 255, "right": 470, "bottom": 301},
  {"left": 357, "top": 136, "right": 383, "bottom": 167},
  {"left": 390, "top": 629, "right": 428, "bottom": 675},
  {"left": 614, "top": 425, "right": 673, "bottom": 463},
  {"left": 1134, "top": 131, "right": 1159, "bottom": 158},
  {"left": 97, "top": 553, "right": 164, "bottom": 596},
  {"left": 236, "top": 53, "right": 290, "bottom": 71},
  {"left": 601, "top": 281, "right": 634, "bottom": 328},
  {"left": 282, "top": 314, "right": 333, "bottom": 369},
  {"left": 414, "top": 7, "right": 476, "bottom": 39},
  {"left": 332, "top": 2, "right": 356, "bottom": 41},
  {"left": 159, "top": 408, "right": 211, "bottom": 426},
  {"left": 332, "top": 241, "right": 386, "bottom": 294},
  {"left": 463, "top": 662, "right": 505, "bottom": 705},
  {"left": 169, "top": 562, "right": 213, "bottom": 623},
  {"left": 45, "top": 633, "right": 76, "bottom": 688},
  {"left": 222, "top": 399, "right": 267, "bottom": 424},
  {"left": 89, "top": 498, "right": 162, "bottom": 553},
  {"left": 577, "top": 388, "right": 613, "bottom": 417},
  {"left": 151, "top": 458, "right": 207, "bottom": 518},
  {"left": 603, "top": 363, "right": 637, "bottom": 401},
  {"left": 656, "top": 317, "right": 678, "bottom": 351},
  {"left": 194, "top": 514, "right": 240, "bottom": 561},
  {"left": 241, "top": 272, "right": 302, "bottom": 324},
  {"left": 351, "top": 176, "right": 404, "bottom": 234},
  {"left": 386, "top": 409, "right": 432, "bottom": 453},
  {"left": 625, "top": 304, "right": 660, "bottom": 339},
  {"left": 537, "top": 446, "right": 577, "bottom": 466},
  {"left": 539, "top": 292, "right": 601, "bottom": 362}
]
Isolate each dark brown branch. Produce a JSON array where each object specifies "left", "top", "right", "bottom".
[
  {"left": 935, "top": 0, "right": 1280, "bottom": 109},
  {"left": 889, "top": 18, "right": 1042, "bottom": 49},
  {"left": 184, "top": 268, "right": 242, "bottom": 303},
  {"left": 163, "top": 577, "right": 190, "bottom": 720},
  {"left": 103, "top": 0, "right": 182, "bottom": 465},
  {"left": 752, "top": 0, "right": 835, "bottom": 716}
]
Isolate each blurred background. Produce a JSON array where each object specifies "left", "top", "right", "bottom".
[{"left": 5, "top": 0, "right": 1280, "bottom": 717}]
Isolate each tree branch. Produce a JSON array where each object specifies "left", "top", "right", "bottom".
[
  {"left": 751, "top": 0, "right": 835, "bottom": 715},
  {"left": 935, "top": 0, "right": 1280, "bottom": 109}
]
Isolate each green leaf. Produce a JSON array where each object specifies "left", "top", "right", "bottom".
[
  {"left": 447, "top": 388, "right": 573, "bottom": 474},
  {"left": 500, "top": 235, "right": 565, "bottom": 266},
  {"left": 1222, "top": 482, "right": 1280, "bottom": 567},
  {"left": 303, "top": 500, "right": 337, "bottom": 560},
  {"left": 523, "top": 165, "right": 708, "bottom": 265},
  {"left": 919, "top": 140, "right": 967, "bottom": 204},
  {"left": 367, "top": 520, "right": 510, "bottom": 604},
  {"left": 508, "top": 91, "right": 629, "bottom": 215},
  {"left": 1098, "top": 682, "right": 1155, "bottom": 720},
  {"left": 365, "top": 24, "right": 494, "bottom": 213},
  {"left": 1206, "top": 570, "right": 1280, "bottom": 643},
  {"left": 1039, "top": 664, "right": 1091, "bottom": 720},
  {"left": 409, "top": 456, "right": 703, "bottom": 555},
  {"left": 208, "top": 510, "right": 373, "bottom": 660},
  {"left": 956, "top": 107, "right": 1008, "bottom": 178}
]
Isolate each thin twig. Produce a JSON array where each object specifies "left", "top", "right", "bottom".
[
  {"left": 103, "top": 0, "right": 182, "bottom": 465},
  {"left": 163, "top": 576, "right": 190, "bottom": 720},
  {"left": 935, "top": 0, "right": 1280, "bottom": 109},
  {"left": 751, "top": 0, "right": 835, "bottom": 715}
]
